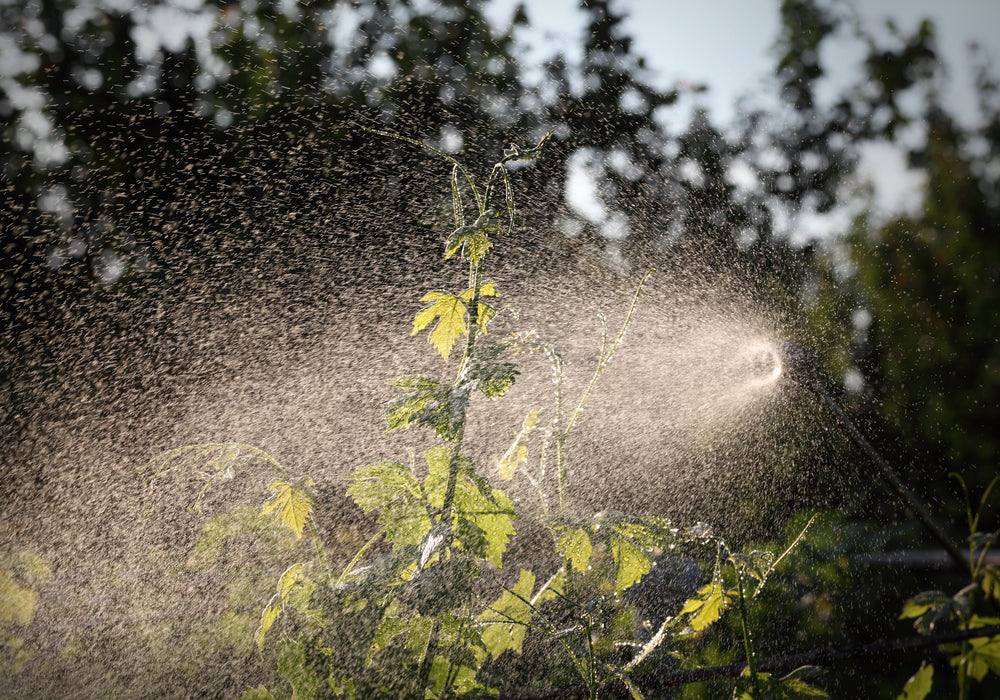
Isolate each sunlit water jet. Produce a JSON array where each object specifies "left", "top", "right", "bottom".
[{"left": 542, "top": 270, "right": 834, "bottom": 532}]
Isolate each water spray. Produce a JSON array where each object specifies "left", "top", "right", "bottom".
[{"left": 772, "top": 343, "right": 968, "bottom": 571}]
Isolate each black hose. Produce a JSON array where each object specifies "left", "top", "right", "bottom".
[{"left": 777, "top": 343, "right": 968, "bottom": 571}]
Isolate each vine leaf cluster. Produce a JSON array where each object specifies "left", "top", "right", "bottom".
[{"left": 144, "top": 135, "right": 827, "bottom": 700}]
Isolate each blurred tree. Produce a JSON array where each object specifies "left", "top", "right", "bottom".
[
  {"left": 0, "top": 0, "right": 538, "bottom": 413},
  {"left": 845, "top": 94, "right": 1000, "bottom": 508}
]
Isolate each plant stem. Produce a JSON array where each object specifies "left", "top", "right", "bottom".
[
  {"left": 584, "top": 614, "right": 597, "bottom": 700},
  {"left": 813, "top": 382, "right": 968, "bottom": 570},
  {"left": 335, "top": 526, "right": 387, "bottom": 585},
  {"left": 441, "top": 422, "right": 467, "bottom": 522},
  {"left": 418, "top": 618, "right": 441, "bottom": 693},
  {"left": 441, "top": 255, "right": 484, "bottom": 522},
  {"left": 555, "top": 270, "right": 652, "bottom": 514},
  {"left": 363, "top": 126, "right": 483, "bottom": 211},
  {"left": 306, "top": 518, "right": 330, "bottom": 578},
  {"left": 736, "top": 571, "right": 761, "bottom": 698}
]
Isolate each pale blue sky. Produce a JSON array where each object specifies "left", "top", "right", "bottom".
[
  {"left": 486, "top": 0, "right": 1000, "bottom": 232},
  {"left": 487, "top": 0, "right": 1000, "bottom": 126}
]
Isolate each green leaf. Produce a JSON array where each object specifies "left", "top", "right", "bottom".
[
  {"left": 957, "top": 629, "right": 1000, "bottom": 682},
  {"left": 0, "top": 569, "right": 36, "bottom": 627},
  {"left": 261, "top": 478, "right": 315, "bottom": 539},
  {"left": 406, "top": 615, "right": 435, "bottom": 664},
  {"left": 480, "top": 568, "right": 535, "bottom": 658},
  {"left": 462, "top": 282, "right": 500, "bottom": 334},
  {"left": 411, "top": 284, "right": 500, "bottom": 360},
  {"left": 498, "top": 444, "right": 527, "bottom": 481},
  {"left": 423, "top": 446, "right": 516, "bottom": 566},
  {"left": 612, "top": 535, "right": 653, "bottom": 594},
  {"left": 286, "top": 576, "right": 318, "bottom": 617},
  {"left": 347, "top": 461, "right": 422, "bottom": 511},
  {"left": 729, "top": 551, "right": 775, "bottom": 583},
  {"left": 737, "top": 667, "right": 828, "bottom": 699},
  {"left": 453, "top": 516, "right": 489, "bottom": 560},
  {"left": 384, "top": 376, "right": 460, "bottom": 440},
  {"left": 456, "top": 484, "right": 515, "bottom": 567},
  {"left": 556, "top": 527, "right": 593, "bottom": 573},
  {"left": 778, "top": 666, "right": 829, "bottom": 698},
  {"left": 445, "top": 209, "right": 498, "bottom": 263},
  {"left": 896, "top": 662, "right": 933, "bottom": 700},
  {"left": 277, "top": 563, "right": 305, "bottom": 601},
  {"left": 900, "top": 590, "right": 957, "bottom": 634},
  {"left": 680, "top": 578, "right": 736, "bottom": 632},
  {"left": 276, "top": 637, "right": 320, "bottom": 700},
  {"left": 186, "top": 506, "right": 291, "bottom": 570},
  {"left": 413, "top": 291, "right": 468, "bottom": 361},
  {"left": 981, "top": 567, "right": 1000, "bottom": 602},
  {"left": 424, "top": 444, "right": 457, "bottom": 486},
  {"left": 427, "top": 651, "right": 483, "bottom": 697},
  {"left": 613, "top": 516, "right": 679, "bottom": 550},
  {"left": 399, "top": 556, "right": 479, "bottom": 616},
  {"left": 497, "top": 409, "right": 543, "bottom": 480},
  {"left": 466, "top": 343, "right": 519, "bottom": 398},
  {"left": 778, "top": 677, "right": 829, "bottom": 698},
  {"left": 368, "top": 610, "right": 410, "bottom": 663},
  {"left": 255, "top": 604, "right": 281, "bottom": 651},
  {"left": 347, "top": 461, "right": 431, "bottom": 549}
]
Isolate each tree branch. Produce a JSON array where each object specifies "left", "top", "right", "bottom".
[{"left": 497, "top": 625, "right": 1000, "bottom": 699}]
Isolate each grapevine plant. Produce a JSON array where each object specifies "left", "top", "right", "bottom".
[
  {"left": 896, "top": 474, "right": 1000, "bottom": 700},
  {"left": 146, "top": 133, "right": 824, "bottom": 699}
]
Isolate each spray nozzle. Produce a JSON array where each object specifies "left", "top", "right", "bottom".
[{"left": 775, "top": 342, "right": 820, "bottom": 388}]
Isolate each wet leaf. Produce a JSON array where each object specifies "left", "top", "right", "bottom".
[
  {"left": 467, "top": 282, "right": 500, "bottom": 333},
  {"left": 680, "top": 578, "right": 736, "bottom": 632},
  {"left": 411, "top": 283, "right": 500, "bottom": 360},
  {"left": 981, "top": 566, "right": 1000, "bottom": 602},
  {"left": 612, "top": 535, "right": 653, "bottom": 594},
  {"left": 406, "top": 615, "right": 435, "bottom": 664},
  {"left": 262, "top": 478, "right": 315, "bottom": 539},
  {"left": 255, "top": 604, "right": 280, "bottom": 651},
  {"left": 347, "top": 461, "right": 431, "bottom": 549},
  {"left": 413, "top": 291, "right": 468, "bottom": 361},
  {"left": 613, "top": 516, "right": 678, "bottom": 550},
  {"left": 424, "top": 445, "right": 516, "bottom": 566},
  {"left": 277, "top": 563, "right": 304, "bottom": 601},
  {"left": 276, "top": 637, "right": 320, "bottom": 700},
  {"left": 347, "top": 461, "right": 421, "bottom": 510},
  {"left": 480, "top": 568, "right": 535, "bottom": 658},
  {"left": 736, "top": 666, "right": 828, "bottom": 699},
  {"left": 955, "top": 622, "right": 1000, "bottom": 682},
  {"left": 729, "top": 550, "right": 773, "bottom": 583},
  {"left": 0, "top": 569, "right": 36, "bottom": 627},
  {"left": 400, "top": 556, "right": 478, "bottom": 616},
  {"left": 779, "top": 665, "right": 829, "bottom": 698},
  {"left": 497, "top": 409, "right": 543, "bottom": 480},
  {"left": 900, "top": 590, "right": 957, "bottom": 634},
  {"left": 896, "top": 661, "right": 933, "bottom": 700},
  {"left": 466, "top": 343, "right": 519, "bottom": 398},
  {"left": 557, "top": 527, "right": 593, "bottom": 573},
  {"left": 498, "top": 444, "right": 527, "bottom": 481},
  {"left": 445, "top": 213, "right": 495, "bottom": 263},
  {"left": 385, "top": 376, "right": 459, "bottom": 439},
  {"left": 368, "top": 610, "right": 409, "bottom": 663}
]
